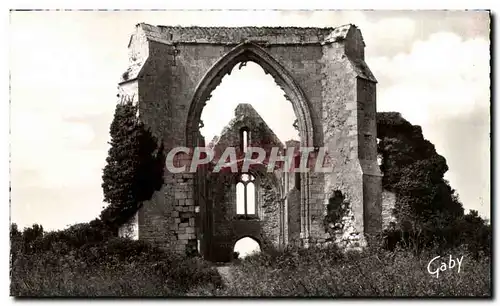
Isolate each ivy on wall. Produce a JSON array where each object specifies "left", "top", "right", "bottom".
[
  {"left": 100, "top": 98, "right": 165, "bottom": 231},
  {"left": 323, "top": 190, "right": 349, "bottom": 234},
  {"left": 376, "top": 112, "right": 464, "bottom": 232}
]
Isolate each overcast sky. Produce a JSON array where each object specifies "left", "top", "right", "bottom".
[{"left": 10, "top": 10, "right": 490, "bottom": 230}]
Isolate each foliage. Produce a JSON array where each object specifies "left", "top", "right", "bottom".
[
  {"left": 10, "top": 223, "right": 222, "bottom": 297},
  {"left": 323, "top": 190, "right": 349, "bottom": 233},
  {"left": 11, "top": 220, "right": 490, "bottom": 297},
  {"left": 377, "top": 112, "right": 468, "bottom": 252},
  {"left": 434, "top": 210, "right": 491, "bottom": 258},
  {"left": 10, "top": 97, "right": 223, "bottom": 297},
  {"left": 101, "top": 98, "right": 165, "bottom": 231}
]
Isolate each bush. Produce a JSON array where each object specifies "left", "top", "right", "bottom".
[
  {"left": 377, "top": 113, "right": 464, "bottom": 229},
  {"left": 10, "top": 223, "right": 222, "bottom": 297},
  {"left": 376, "top": 112, "right": 482, "bottom": 254},
  {"left": 101, "top": 98, "right": 165, "bottom": 231},
  {"left": 381, "top": 209, "right": 491, "bottom": 259}
]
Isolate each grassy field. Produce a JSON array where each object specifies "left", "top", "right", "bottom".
[
  {"left": 10, "top": 237, "right": 223, "bottom": 297},
  {"left": 10, "top": 228, "right": 491, "bottom": 297},
  {"left": 192, "top": 245, "right": 491, "bottom": 297}
]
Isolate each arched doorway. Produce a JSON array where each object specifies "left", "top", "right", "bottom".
[{"left": 233, "top": 236, "right": 261, "bottom": 259}]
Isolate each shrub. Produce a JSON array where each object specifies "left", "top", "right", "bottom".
[
  {"left": 377, "top": 112, "right": 473, "bottom": 253},
  {"left": 10, "top": 223, "right": 222, "bottom": 297}
]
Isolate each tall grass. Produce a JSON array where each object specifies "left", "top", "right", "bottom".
[
  {"left": 197, "top": 245, "right": 491, "bottom": 297},
  {"left": 10, "top": 236, "right": 223, "bottom": 297},
  {"left": 10, "top": 223, "right": 491, "bottom": 297}
]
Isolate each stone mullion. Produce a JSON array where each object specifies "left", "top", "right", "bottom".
[
  {"left": 305, "top": 172, "right": 311, "bottom": 243},
  {"left": 243, "top": 181, "right": 248, "bottom": 217}
]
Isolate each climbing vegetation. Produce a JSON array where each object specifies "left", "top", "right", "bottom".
[
  {"left": 323, "top": 190, "right": 349, "bottom": 234},
  {"left": 100, "top": 98, "right": 165, "bottom": 231},
  {"left": 377, "top": 112, "right": 489, "bottom": 255}
]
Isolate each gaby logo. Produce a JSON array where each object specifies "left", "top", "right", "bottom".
[
  {"left": 427, "top": 255, "right": 464, "bottom": 279},
  {"left": 165, "top": 146, "right": 333, "bottom": 173}
]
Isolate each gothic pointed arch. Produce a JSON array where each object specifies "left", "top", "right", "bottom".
[{"left": 185, "top": 42, "right": 315, "bottom": 148}]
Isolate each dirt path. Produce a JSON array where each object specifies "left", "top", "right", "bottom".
[
  {"left": 216, "top": 265, "right": 234, "bottom": 286},
  {"left": 186, "top": 264, "right": 234, "bottom": 296}
]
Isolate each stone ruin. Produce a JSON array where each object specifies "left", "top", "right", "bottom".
[{"left": 116, "top": 23, "right": 396, "bottom": 261}]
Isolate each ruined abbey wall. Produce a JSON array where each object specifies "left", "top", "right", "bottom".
[
  {"left": 117, "top": 23, "right": 383, "bottom": 258},
  {"left": 202, "top": 103, "right": 284, "bottom": 261}
]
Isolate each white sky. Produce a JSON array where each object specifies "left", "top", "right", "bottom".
[
  {"left": 9, "top": 10, "right": 490, "bottom": 230},
  {"left": 234, "top": 237, "right": 261, "bottom": 258}
]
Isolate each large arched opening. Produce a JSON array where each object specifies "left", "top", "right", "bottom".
[{"left": 185, "top": 43, "right": 314, "bottom": 262}]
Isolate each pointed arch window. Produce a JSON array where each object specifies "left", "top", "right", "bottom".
[{"left": 236, "top": 173, "right": 257, "bottom": 218}]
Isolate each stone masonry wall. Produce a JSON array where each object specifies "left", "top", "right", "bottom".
[
  {"left": 118, "top": 210, "right": 139, "bottom": 240},
  {"left": 139, "top": 24, "right": 334, "bottom": 45},
  {"left": 206, "top": 170, "right": 281, "bottom": 261},
  {"left": 357, "top": 78, "right": 383, "bottom": 239},
  {"left": 286, "top": 185, "right": 301, "bottom": 246},
  {"left": 318, "top": 26, "right": 381, "bottom": 248},
  {"left": 204, "top": 104, "right": 284, "bottom": 261},
  {"left": 117, "top": 23, "right": 381, "bottom": 255},
  {"left": 382, "top": 189, "right": 397, "bottom": 229},
  {"left": 284, "top": 140, "right": 301, "bottom": 246},
  {"left": 210, "top": 103, "right": 285, "bottom": 164}
]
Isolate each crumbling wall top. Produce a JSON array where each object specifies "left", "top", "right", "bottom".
[
  {"left": 210, "top": 103, "right": 285, "bottom": 149},
  {"left": 137, "top": 22, "right": 360, "bottom": 45},
  {"left": 322, "top": 24, "right": 364, "bottom": 45}
]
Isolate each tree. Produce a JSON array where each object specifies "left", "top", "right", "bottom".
[
  {"left": 101, "top": 98, "right": 165, "bottom": 231},
  {"left": 377, "top": 112, "right": 465, "bottom": 251}
]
